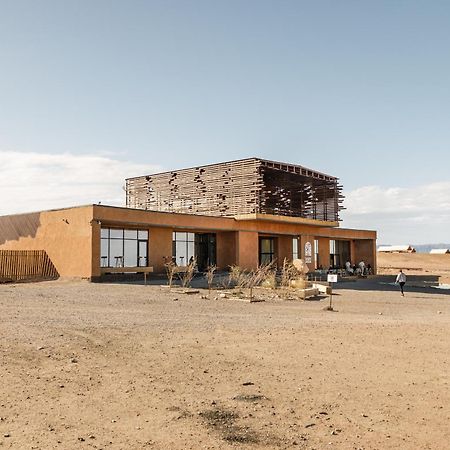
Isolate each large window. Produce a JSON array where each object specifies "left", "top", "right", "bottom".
[
  {"left": 101, "top": 228, "right": 148, "bottom": 267},
  {"left": 172, "top": 232, "right": 195, "bottom": 266}
]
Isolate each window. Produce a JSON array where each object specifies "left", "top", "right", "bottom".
[
  {"left": 292, "top": 237, "right": 299, "bottom": 260},
  {"left": 100, "top": 228, "right": 148, "bottom": 268},
  {"left": 259, "top": 237, "right": 275, "bottom": 265},
  {"left": 330, "top": 240, "right": 337, "bottom": 267},
  {"left": 314, "top": 239, "right": 319, "bottom": 268},
  {"left": 172, "top": 232, "right": 195, "bottom": 266}
]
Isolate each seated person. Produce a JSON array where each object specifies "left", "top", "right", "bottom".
[
  {"left": 345, "top": 261, "right": 354, "bottom": 275},
  {"left": 358, "top": 260, "right": 366, "bottom": 276}
]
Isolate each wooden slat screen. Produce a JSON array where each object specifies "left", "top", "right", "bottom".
[
  {"left": 126, "top": 157, "right": 344, "bottom": 222},
  {"left": 0, "top": 250, "right": 59, "bottom": 282}
]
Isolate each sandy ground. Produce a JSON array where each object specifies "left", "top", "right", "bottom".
[
  {"left": 377, "top": 252, "right": 450, "bottom": 284},
  {"left": 0, "top": 279, "right": 449, "bottom": 450}
]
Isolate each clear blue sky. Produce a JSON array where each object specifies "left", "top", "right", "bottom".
[{"left": 1, "top": 1, "right": 450, "bottom": 243}]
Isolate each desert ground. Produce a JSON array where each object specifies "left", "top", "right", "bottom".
[
  {"left": 0, "top": 277, "right": 449, "bottom": 450},
  {"left": 377, "top": 252, "right": 450, "bottom": 284}
]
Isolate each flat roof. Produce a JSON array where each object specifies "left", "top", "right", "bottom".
[
  {"left": 125, "top": 157, "right": 338, "bottom": 182},
  {"left": 0, "top": 204, "right": 375, "bottom": 233}
]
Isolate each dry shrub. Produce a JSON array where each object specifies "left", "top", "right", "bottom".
[
  {"left": 261, "top": 271, "right": 277, "bottom": 289},
  {"left": 280, "top": 258, "right": 299, "bottom": 288},
  {"left": 227, "top": 263, "right": 277, "bottom": 298},
  {"left": 242, "top": 262, "right": 276, "bottom": 299},
  {"left": 205, "top": 265, "right": 217, "bottom": 297},
  {"left": 164, "top": 260, "right": 177, "bottom": 289},
  {"left": 179, "top": 257, "right": 196, "bottom": 288},
  {"left": 228, "top": 265, "right": 248, "bottom": 288}
]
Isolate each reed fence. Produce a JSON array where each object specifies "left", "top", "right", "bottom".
[{"left": 0, "top": 250, "right": 59, "bottom": 282}]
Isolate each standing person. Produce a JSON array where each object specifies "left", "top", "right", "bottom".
[{"left": 395, "top": 269, "right": 407, "bottom": 296}]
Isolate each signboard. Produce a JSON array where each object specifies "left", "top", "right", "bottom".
[
  {"left": 327, "top": 274, "right": 338, "bottom": 283},
  {"left": 305, "top": 241, "right": 312, "bottom": 257}
]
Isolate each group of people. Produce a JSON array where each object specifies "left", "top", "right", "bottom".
[
  {"left": 328, "top": 261, "right": 408, "bottom": 296},
  {"left": 344, "top": 260, "right": 372, "bottom": 276}
]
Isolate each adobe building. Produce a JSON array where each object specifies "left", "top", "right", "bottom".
[{"left": 0, "top": 158, "right": 377, "bottom": 280}]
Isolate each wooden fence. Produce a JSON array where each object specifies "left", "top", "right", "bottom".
[{"left": 0, "top": 250, "right": 59, "bottom": 282}]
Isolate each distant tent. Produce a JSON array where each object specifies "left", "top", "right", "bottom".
[
  {"left": 430, "top": 249, "right": 450, "bottom": 254},
  {"left": 378, "top": 245, "right": 416, "bottom": 253}
]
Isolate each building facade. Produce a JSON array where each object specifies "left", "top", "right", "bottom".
[{"left": 0, "top": 159, "right": 376, "bottom": 280}]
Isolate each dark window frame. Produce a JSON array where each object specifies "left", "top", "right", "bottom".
[{"left": 100, "top": 228, "right": 148, "bottom": 268}]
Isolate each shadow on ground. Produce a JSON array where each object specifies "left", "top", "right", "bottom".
[
  {"left": 97, "top": 272, "right": 450, "bottom": 296},
  {"left": 334, "top": 275, "right": 450, "bottom": 296}
]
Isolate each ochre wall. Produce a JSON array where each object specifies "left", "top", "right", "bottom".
[
  {"left": 0, "top": 206, "right": 94, "bottom": 278},
  {"left": 216, "top": 232, "right": 237, "bottom": 270},
  {"left": 148, "top": 227, "right": 173, "bottom": 274},
  {"left": 91, "top": 205, "right": 376, "bottom": 241},
  {"left": 317, "top": 237, "right": 330, "bottom": 269},
  {"left": 236, "top": 231, "right": 259, "bottom": 270},
  {"left": 277, "top": 235, "right": 292, "bottom": 266},
  {"left": 91, "top": 221, "right": 101, "bottom": 277},
  {"left": 354, "top": 239, "right": 376, "bottom": 272}
]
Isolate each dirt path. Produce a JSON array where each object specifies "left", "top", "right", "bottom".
[{"left": 0, "top": 281, "right": 449, "bottom": 449}]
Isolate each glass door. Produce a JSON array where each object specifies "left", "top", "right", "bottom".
[{"left": 138, "top": 240, "right": 148, "bottom": 267}]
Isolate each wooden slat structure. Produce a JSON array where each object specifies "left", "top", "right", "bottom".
[
  {"left": 0, "top": 250, "right": 59, "bottom": 282},
  {"left": 126, "top": 158, "right": 344, "bottom": 222}
]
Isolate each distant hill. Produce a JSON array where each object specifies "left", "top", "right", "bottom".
[{"left": 378, "top": 244, "right": 450, "bottom": 253}]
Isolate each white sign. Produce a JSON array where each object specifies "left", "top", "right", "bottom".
[
  {"left": 305, "top": 241, "right": 312, "bottom": 257},
  {"left": 327, "top": 274, "right": 338, "bottom": 283}
]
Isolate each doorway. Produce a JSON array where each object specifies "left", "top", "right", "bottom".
[{"left": 195, "top": 233, "right": 217, "bottom": 271}]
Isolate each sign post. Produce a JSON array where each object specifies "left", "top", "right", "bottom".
[{"left": 327, "top": 273, "right": 338, "bottom": 311}]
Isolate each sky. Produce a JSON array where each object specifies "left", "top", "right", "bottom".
[{"left": 1, "top": 0, "right": 450, "bottom": 244}]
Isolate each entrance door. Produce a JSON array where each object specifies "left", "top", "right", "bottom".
[
  {"left": 195, "top": 233, "right": 216, "bottom": 271},
  {"left": 330, "top": 240, "right": 350, "bottom": 268},
  {"left": 138, "top": 240, "right": 148, "bottom": 267}
]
